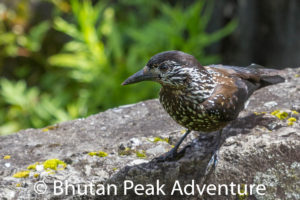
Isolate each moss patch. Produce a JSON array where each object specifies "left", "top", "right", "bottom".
[
  {"left": 136, "top": 150, "right": 147, "bottom": 158},
  {"left": 42, "top": 125, "right": 59, "bottom": 132},
  {"left": 118, "top": 147, "right": 134, "bottom": 156},
  {"left": 152, "top": 137, "right": 169, "bottom": 143}
]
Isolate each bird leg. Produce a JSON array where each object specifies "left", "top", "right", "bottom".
[
  {"left": 204, "top": 129, "right": 223, "bottom": 176},
  {"left": 154, "top": 130, "right": 191, "bottom": 162}
]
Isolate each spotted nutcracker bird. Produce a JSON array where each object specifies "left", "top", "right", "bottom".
[{"left": 122, "top": 50, "right": 284, "bottom": 161}]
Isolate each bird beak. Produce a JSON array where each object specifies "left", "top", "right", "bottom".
[{"left": 122, "top": 66, "right": 156, "bottom": 85}]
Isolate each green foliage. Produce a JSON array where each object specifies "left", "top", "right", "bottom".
[
  {"left": 0, "top": 79, "right": 70, "bottom": 134},
  {"left": 0, "top": 0, "right": 237, "bottom": 135},
  {"left": 0, "top": 14, "right": 50, "bottom": 57},
  {"left": 126, "top": 0, "right": 237, "bottom": 66}
]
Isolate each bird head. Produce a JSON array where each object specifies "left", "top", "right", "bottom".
[{"left": 122, "top": 50, "right": 202, "bottom": 88}]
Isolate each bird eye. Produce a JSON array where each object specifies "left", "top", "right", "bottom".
[{"left": 159, "top": 65, "right": 168, "bottom": 71}]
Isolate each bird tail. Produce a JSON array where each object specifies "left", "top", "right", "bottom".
[
  {"left": 260, "top": 75, "right": 285, "bottom": 87},
  {"left": 248, "top": 64, "right": 285, "bottom": 87}
]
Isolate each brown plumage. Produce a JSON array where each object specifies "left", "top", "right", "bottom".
[{"left": 122, "top": 50, "right": 285, "bottom": 161}]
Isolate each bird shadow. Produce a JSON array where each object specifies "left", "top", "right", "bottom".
[
  {"left": 178, "top": 112, "right": 278, "bottom": 159},
  {"left": 103, "top": 113, "right": 279, "bottom": 199},
  {"left": 222, "top": 112, "right": 278, "bottom": 138}
]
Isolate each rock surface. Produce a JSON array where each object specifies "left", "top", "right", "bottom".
[{"left": 0, "top": 68, "right": 300, "bottom": 200}]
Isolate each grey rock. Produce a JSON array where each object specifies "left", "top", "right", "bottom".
[
  {"left": 145, "top": 144, "right": 167, "bottom": 156},
  {"left": 0, "top": 68, "right": 300, "bottom": 200},
  {"left": 263, "top": 101, "right": 278, "bottom": 109}
]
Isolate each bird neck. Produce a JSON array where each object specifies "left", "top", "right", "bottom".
[{"left": 160, "top": 68, "right": 216, "bottom": 103}]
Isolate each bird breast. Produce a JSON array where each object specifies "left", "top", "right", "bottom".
[{"left": 159, "top": 87, "right": 227, "bottom": 132}]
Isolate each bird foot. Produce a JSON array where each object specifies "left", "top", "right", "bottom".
[
  {"left": 153, "top": 130, "right": 192, "bottom": 162},
  {"left": 153, "top": 148, "right": 179, "bottom": 162},
  {"left": 204, "top": 150, "right": 219, "bottom": 176},
  {"left": 198, "top": 134, "right": 214, "bottom": 142},
  {"left": 153, "top": 145, "right": 190, "bottom": 162}
]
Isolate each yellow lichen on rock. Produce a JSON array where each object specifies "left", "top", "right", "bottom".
[
  {"left": 288, "top": 117, "right": 297, "bottom": 122},
  {"left": 287, "top": 117, "right": 297, "bottom": 126},
  {"left": 271, "top": 110, "right": 288, "bottom": 120},
  {"left": 292, "top": 110, "right": 299, "bottom": 115},
  {"left": 271, "top": 110, "right": 298, "bottom": 125},
  {"left": 13, "top": 171, "right": 30, "bottom": 178},
  {"left": 27, "top": 162, "right": 40, "bottom": 170},
  {"left": 254, "top": 111, "right": 266, "bottom": 115},
  {"left": 88, "top": 151, "right": 108, "bottom": 157},
  {"left": 43, "top": 159, "right": 66, "bottom": 170}
]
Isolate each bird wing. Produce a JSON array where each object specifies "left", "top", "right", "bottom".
[
  {"left": 205, "top": 64, "right": 284, "bottom": 87},
  {"left": 202, "top": 64, "right": 284, "bottom": 122},
  {"left": 201, "top": 64, "right": 262, "bottom": 122},
  {"left": 205, "top": 64, "right": 261, "bottom": 83}
]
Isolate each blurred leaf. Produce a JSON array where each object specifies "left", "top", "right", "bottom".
[
  {"left": 26, "top": 21, "right": 51, "bottom": 51},
  {"left": 0, "top": 0, "right": 236, "bottom": 135},
  {"left": 0, "top": 122, "right": 20, "bottom": 136},
  {"left": 54, "top": 17, "right": 82, "bottom": 39},
  {"left": 49, "top": 53, "right": 88, "bottom": 68},
  {"left": 0, "top": 79, "right": 38, "bottom": 107}
]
